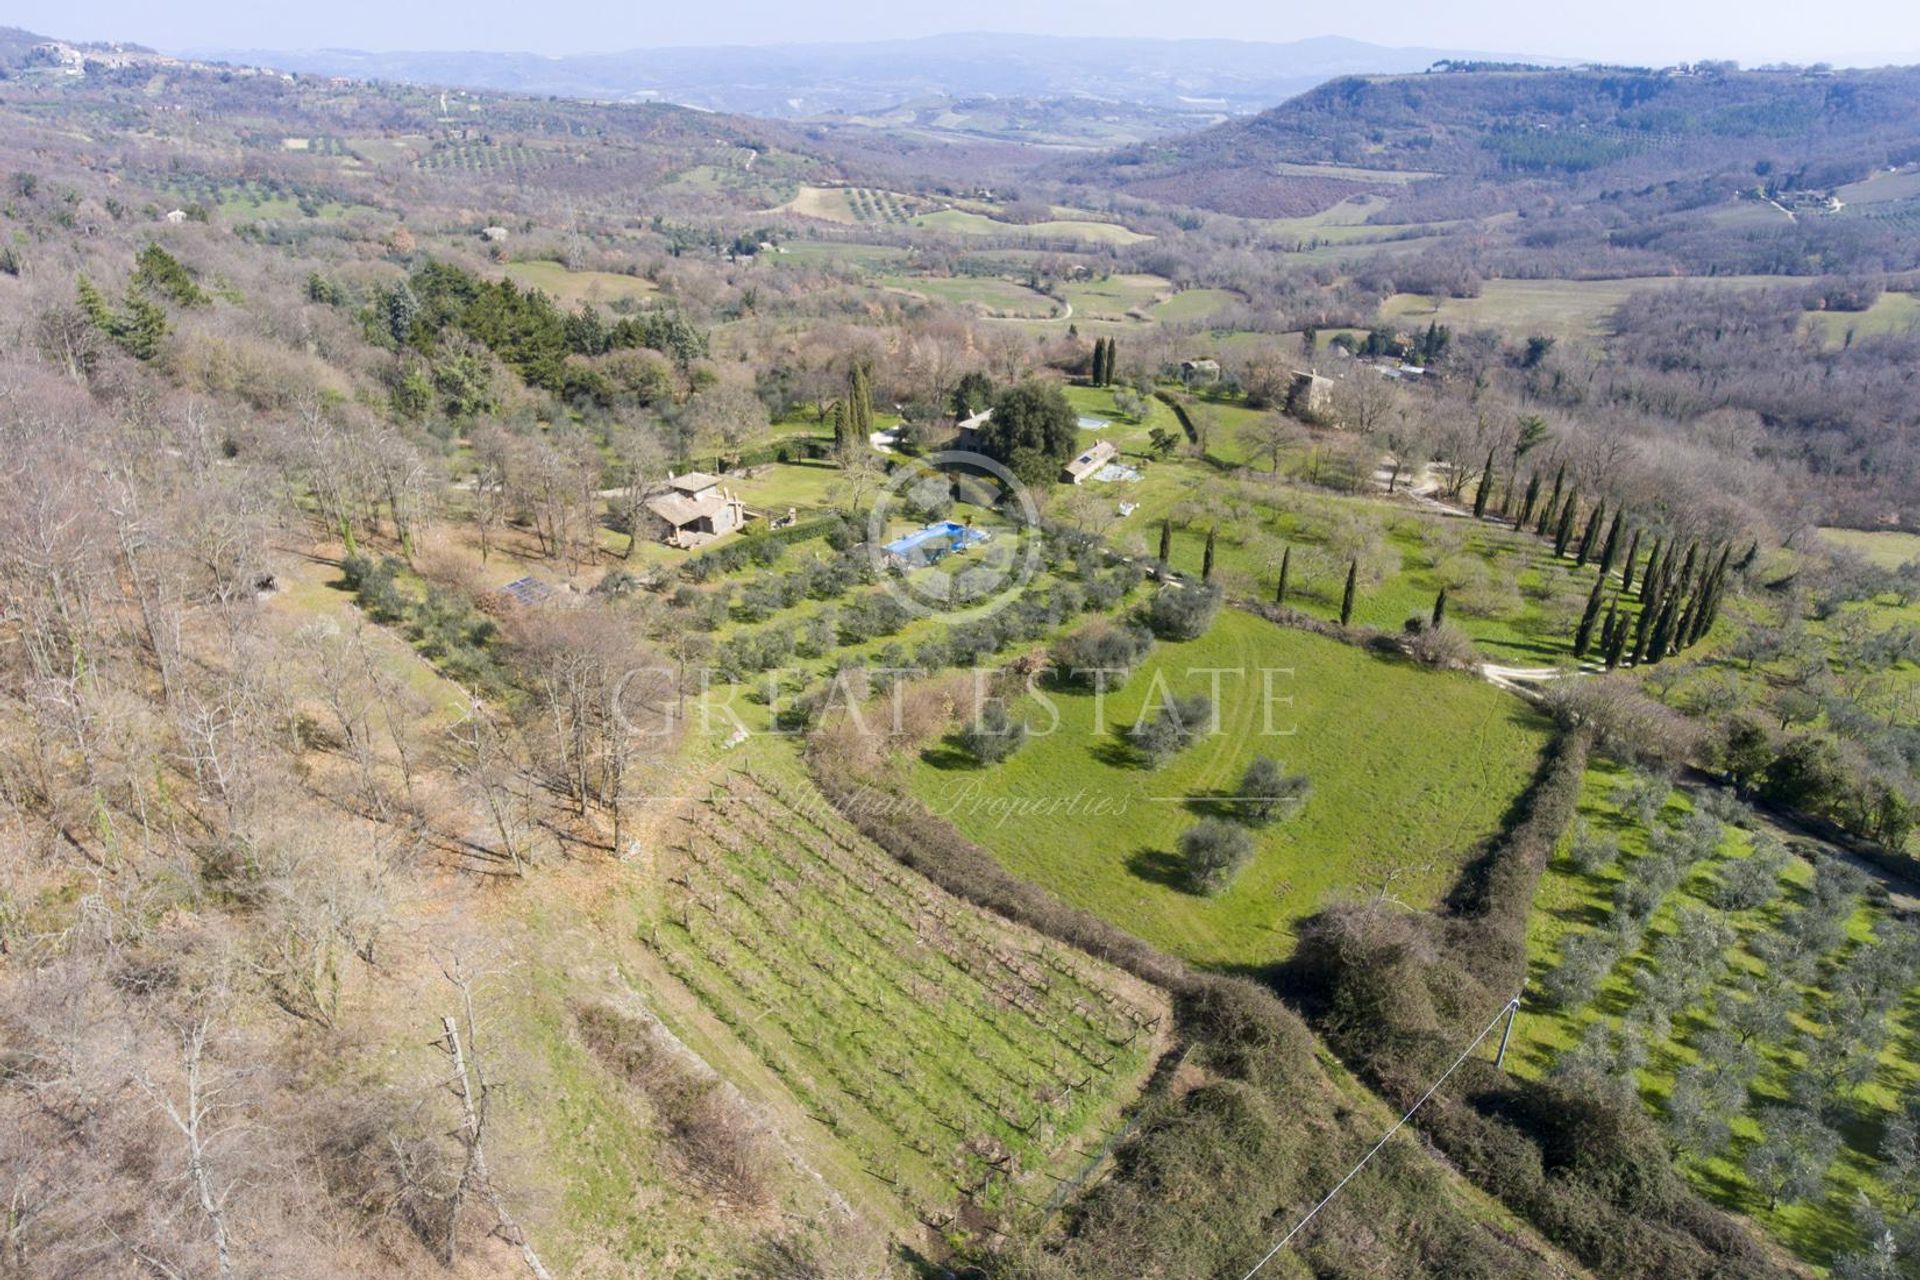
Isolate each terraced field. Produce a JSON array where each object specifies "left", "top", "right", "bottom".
[{"left": 646, "top": 768, "right": 1167, "bottom": 1219}]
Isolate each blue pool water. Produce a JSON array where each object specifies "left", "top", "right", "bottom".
[{"left": 884, "top": 520, "right": 988, "bottom": 559}]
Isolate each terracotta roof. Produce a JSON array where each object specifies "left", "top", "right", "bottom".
[
  {"left": 667, "top": 472, "right": 720, "bottom": 494},
  {"left": 645, "top": 486, "right": 734, "bottom": 528}
]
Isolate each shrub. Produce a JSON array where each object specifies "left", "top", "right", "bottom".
[
  {"left": 1051, "top": 621, "right": 1153, "bottom": 688},
  {"left": 958, "top": 701, "right": 1029, "bottom": 765},
  {"left": 1130, "top": 693, "right": 1214, "bottom": 766},
  {"left": 1236, "top": 755, "right": 1310, "bottom": 826},
  {"left": 1146, "top": 582, "right": 1222, "bottom": 640},
  {"left": 1180, "top": 818, "right": 1254, "bottom": 894}
]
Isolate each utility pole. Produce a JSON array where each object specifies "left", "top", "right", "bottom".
[{"left": 1493, "top": 994, "right": 1522, "bottom": 1071}]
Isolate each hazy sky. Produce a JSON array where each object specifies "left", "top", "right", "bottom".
[{"left": 9, "top": 0, "right": 1920, "bottom": 66}]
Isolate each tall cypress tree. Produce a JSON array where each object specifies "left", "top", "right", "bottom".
[
  {"left": 1647, "top": 597, "right": 1679, "bottom": 664},
  {"left": 1573, "top": 575, "right": 1606, "bottom": 658},
  {"left": 1106, "top": 338, "right": 1119, "bottom": 386},
  {"left": 1599, "top": 603, "right": 1619, "bottom": 664},
  {"left": 1690, "top": 546, "right": 1733, "bottom": 645},
  {"left": 1536, "top": 464, "right": 1566, "bottom": 536},
  {"left": 1638, "top": 538, "right": 1665, "bottom": 603},
  {"left": 1498, "top": 470, "right": 1516, "bottom": 518},
  {"left": 1605, "top": 607, "right": 1631, "bottom": 669},
  {"left": 1340, "top": 560, "right": 1358, "bottom": 628},
  {"left": 1472, "top": 449, "right": 1496, "bottom": 519},
  {"left": 1597, "top": 510, "right": 1626, "bottom": 577},
  {"left": 1158, "top": 519, "right": 1172, "bottom": 565},
  {"left": 1618, "top": 527, "right": 1642, "bottom": 591},
  {"left": 1516, "top": 471, "right": 1541, "bottom": 531},
  {"left": 1202, "top": 527, "right": 1217, "bottom": 582},
  {"left": 1553, "top": 490, "right": 1580, "bottom": 558},
  {"left": 1431, "top": 588, "right": 1448, "bottom": 630},
  {"left": 1275, "top": 545, "right": 1291, "bottom": 605},
  {"left": 1735, "top": 540, "right": 1760, "bottom": 572},
  {"left": 1631, "top": 576, "right": 1663, "bottom": 664},
  {"left": 1575, "top": 500, "right": 1605, "bottom": 568}
]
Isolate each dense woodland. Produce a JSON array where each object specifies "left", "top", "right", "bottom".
[{"left": 1, "top": 33, "right": 1919, "bottom": 1280}]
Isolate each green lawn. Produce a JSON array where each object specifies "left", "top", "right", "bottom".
[
  {"left": 1802, "top": 292, "right": 1920, "bottom": 348},
  {"left": 502, "top": 260, "right": 657, "bottom": 309},
  {"left": 1818, "top": 527, "right": 1920, "bottom": 569},
  {"left": 907, "top": 208, "right": 1151, "bottom": 244},
  {"left": 1150, "top": 289, "right": 1244, "bottom": 325},
  {"left": 906, "top": 607, "right": 1553, "bottom": 968},
  {"left": 877, "top": 274, "right": 1064, "bottom": 318}
]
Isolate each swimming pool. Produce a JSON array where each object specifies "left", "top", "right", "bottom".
[{"left": 883, "top": 520, "right": 989, "bottom": 560}]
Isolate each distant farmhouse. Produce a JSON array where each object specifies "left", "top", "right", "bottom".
[
  {"left": 641, "top": 472, "right": 747, "bottom": 548},
  {"left": 1062, "top": 439, "right": 1118, "bottom": 485},
  {"left": 1180, "top": 357, "right": 1221, "bottom": 386},
  {"left": 1286, "top": 370, "right": 1333, "bottom": 419}
]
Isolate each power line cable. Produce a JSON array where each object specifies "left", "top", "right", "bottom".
[{"left": 1235, "top": 994, "right": 1522, "bottom": 1280}]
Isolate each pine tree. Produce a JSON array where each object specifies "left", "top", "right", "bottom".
[
  {"left": 1202, "top": 527, "right": 1217, "bottom": 582},
  {"left": 1340, "top": 560, "right": 1358, "bottom": 628},
  {"left": 1158, "top": 519, "right": 1172, "bottom": 565},
  {"left": 1472, "top": 449, "right": 1496, "bottom": 519},
  {"left": 1275, "top": 545, "right": 1291, "bottom": 606},
  {"left": 1516, "top": 471, "right": 1541, "bottom": 531},
  {"left": 1597, "top": 510, "right": 1626, "bottom": 577},
  {"left": 1575, "top": 501, "right": 1605, "bottom": 568},
  {"left": 1618, "top": 528, "right": 1643, "bottom": 592},
  {"left": 1430, "top": 588, "right": 1448, "bottom": 630},
  {"left": 1536, "top": 464, "right": 1566, "bottom": 536},
  {"left": 1554, "top": 490, "right": 1580, "bottom": 558},
  {"left": 1573, "top": 575, "right": 1606, "bottom": 658}
]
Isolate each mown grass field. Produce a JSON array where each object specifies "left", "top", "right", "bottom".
[
  {"left": 1802, "top": 292, "right": 1920, "bottom": 347},
  {"left": 1515, "top": 760, "right": 1920, "bottom": 1267},
  {"left": 645, "top": 765, "right": 1166, "bottom": 1217},
  {"left": 1382, "top": 276, "right": 1794, "bottom": 340},
  {"left": 1820, "top": 527, "right": 1920, "bottom": 569},
  {"left": 906, "top": 607, "right": 1552, "bottom": 968},
  {"left": 878, "top": 274, "right": 1064, "bottom": 318},
  {"left": 1150, "top": 288, "right": 1243, "bottom": 324},
  {"left": 907, "top": 208, "right": 1151, "bottom": 244},
  {"left": 502, "top": 259, "right": 658, "bottom": 308},
  {"left": 1104, "top": 462, "right": 1599, "bottom": 664}
]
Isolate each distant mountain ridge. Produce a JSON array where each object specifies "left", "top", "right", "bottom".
[{"left": 182, "top": 31, "right": 1567, "bottom": 117}]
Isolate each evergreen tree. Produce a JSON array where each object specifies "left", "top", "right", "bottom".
[
  {"left": 1631, "top": 578, "right": 1663, "bottom": 664},
  {"left": 1431, "top": 588, "right": 1448, "bottom": 630},
  {"left": 1498, "top": 470, "right": 1516, "bottom": 518},
  {"left": 116, "top": 286, "right": 169, "bottom": 361},
  {"left": 1340, "top": 560, "right": 1358, "bottom": 628},
  {"left": 1599, "top": 603, "right": 1619, "bottom": 663},
  {"left": 1105, "top": 338, "right": 1118, "bottom": 386},
  {"left": 1090, "top": 337, "right": 1106, "bottom": 386},
  {"left": 1597, "top": 510, "right": 1625, "bottom": 577},
  {"left": 1516, "top": 471, "right": 1542, "bottom": 531},
  {"left": 1605, "top": 607, "right": 1631, "bottom": 669},
  {"left": 1735, "top": 540, "right": 1760, "bottom": 572},
  {"left": 1619, "top": 528, "right": 1643, "bottom": 592},
  {"left": 1575, "top": 500, "right": 1605, "bottom": 568},
  {"left": 1639, "top": 538, "right": 1665, "bottom": 603},
  {"left": 1536, "top": 463, "right": 1566, "bottom": 536},
  {"left": 1691, "top": 546, "right": 1734, "bottom": 644},
  {"left": 1675, "top": 541, "right": 1700, "bottom": 595},
  {"left": 1647, "top": 597, "right": 1680, "bottom": 663},
  {"left": 1472, "top": 449, "right": 1496, "bottom": 519},
  {"left": 1553, "top": 490, "right": 1580, "bottom": 558},
  {"left": 1202, "top": 527, "right": 1217, "bottom": 583},
  {"left": 1275, "top": 545, "right": 1291, "bottom": 606},
  {"left": 1158, "top": 519, "right": 1172, "bottom": 565},
  {"left": 1573, "top": 575, "right": 1606, "bottom": 658}
]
